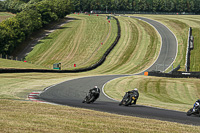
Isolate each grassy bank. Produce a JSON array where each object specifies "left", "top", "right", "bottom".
[
  {"left": 104, "top": 75, "right": 200, "bottom": 112},
  {"left": 133, "top": 15, "right": 200, "bottom": 72},
  {"left": 25, "top": 14, "right": 117, "bottom": 69},
  {"left": 190, "top": 28, "right": 200, "bottom": 71},
  {"left": 0, "top": 12, "right": 14, "bottom": 22},
  {"left": 0, "top": 58, "right": 48, "bottom": 69},
  {"left": 89, "top": 16, "right": 160, "bottom": 74},
  {"left": 1, "top": 99, "right": 200, "bottom": 133}
]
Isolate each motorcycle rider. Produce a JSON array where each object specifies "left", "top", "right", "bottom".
[
  {"left": 128, "top": 88, "right": 139, "bottom": 104},
  {"left": 192, "top": 99, "right": 200, "bottom": 112},
  {"left": 119, "top": 88, "right": 139, "bottom": 105},
  {"left": 89, "top": 86, "right": 100, "bottom": 99},
  {"left": 82, "top": 86, "right": 100, "bottom": 103}
]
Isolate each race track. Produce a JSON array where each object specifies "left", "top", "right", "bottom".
[{"left": 39, "top": 16, "right": 200, "bottom": 126}]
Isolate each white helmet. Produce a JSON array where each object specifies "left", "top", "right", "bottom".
[
  {"left": 95, "top": 86, "right": 98, "bottom": 88},
  {"left": 134, "top": 88, "right": 138, "bottom": 91}
]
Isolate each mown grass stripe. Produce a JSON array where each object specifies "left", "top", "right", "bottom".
[
  {"left": 24, "top": 14, "right": 116, "bottom": 70},
  {"left": 104, "top": 75, "right": 200, "bottom": 111}
]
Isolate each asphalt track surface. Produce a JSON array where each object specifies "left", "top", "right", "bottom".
[{"left": 39, "top": 16, "right": 200, "bottom": 126}]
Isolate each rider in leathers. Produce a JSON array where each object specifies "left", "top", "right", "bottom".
[
  {"left": 89, "top": 86, "right": 100, "bottom": 99},
  {"left": 127, "top": 88, "right": 139, "bottom": 104},
  {"left": 192, "top": 99, "right": 200, "bottom": 112},
  {"left": 119, "top": 88, "right": 139, "bottom": 105}
]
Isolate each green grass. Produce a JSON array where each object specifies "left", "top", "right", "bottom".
[
  {"left": 190, "top": 28, "right": 200, "bottom": 71},
  {"left": 25, "top": 14, "right": 118, "bottom": 69},
  {"left": 1, "top": 99, "right": 200, "bottom": 133},
  {"left": 0, "top": 12, "right": 14, "bottom": 16},
  {"left": 0, "top": 73, "right": 88, "bottom": 99},
  {"left": 0, "top": 12, "right": 15, "bottom": 22},
  {"left": 0, "top": 58, "right": 48, "bottom": 69},
  {"left": 104, "top": 75, "right": 200, "bottom": 112},
  {"left": 88, "top": 16, "right": 160, "bottom": 74}
]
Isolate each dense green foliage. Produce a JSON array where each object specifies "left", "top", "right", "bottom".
[
  {"left": 0, "top": 0, "right": 71, "bottom": 54},
  {"left": 0, "top": 1, "right": 3, "bottom": 11},
  {"left": 70, "top": 0, "right": 200, "bottom": 13},
  {"left": 1, "top": 0, "right": 42, "bottom": 13},
  {"left": 2, "top": 0, "right": 200, "bottom": 14}
]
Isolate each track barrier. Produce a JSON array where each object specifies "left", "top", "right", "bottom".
[{"left": 145, "top": 70, "right": 200, "bottom": 79}]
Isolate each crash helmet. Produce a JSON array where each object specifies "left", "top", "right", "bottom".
[
  {"left": 134, "top": 88, "right": 138, "bottom": 91},
  {"left": 197, "top": 99, "right": 200, "bottom": 103},
  {"left": 95, "top": 86, "right": 98, "bottom": 88}
]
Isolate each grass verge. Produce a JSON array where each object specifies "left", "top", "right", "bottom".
[
  {"left": 25, "top": 14, "right": 117, "bottom": 69},
  {"left": 0, "top": 58, "right": 48, "bottom": 69},
  {"left": 0, "top": 73, "right": 89, "bottom": 99},
  {"left": 89, "top": 16, "right": 160, "bottom": 74},
  {"left": 1, "top": 99, "right": 200, "bottom": 133},
  {"left": 190, "top": 28, "right": 200, "bottom": 71},
  {"left": 104, "top": 75, "right": 200, "bottom": 112},
  {"left": 132, "top": 15, "right": 200, "bottom": 72}
]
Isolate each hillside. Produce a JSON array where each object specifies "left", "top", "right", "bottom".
[
  {"left": 0, "top": 12, "right": 14, "bottom": 22},
  {"left": 25, "top": 14, "right": 118, "bottom": 70},
  {"left": 134, "top": 15, "right": 200, "bottom": 72},
  {"left": 1, "top": 14, "right": 161, "bottom": 75},
  {"left": 1, "top": 14, "right": 200, "bottom": 132}
]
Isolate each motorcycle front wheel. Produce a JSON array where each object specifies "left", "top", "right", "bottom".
[{"left": 124, "top": 97, "right": 132, "bottom": 106}]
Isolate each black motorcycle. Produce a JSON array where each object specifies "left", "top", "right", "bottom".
[
  {"left": 82, "top": 90, "right": 99, "bottom": 104},
  {"left": 119, "top": 92, "right": 138, "bottom": 106},
  {"left": 186, "top": 105, "right": 200, "bottom": 116}
]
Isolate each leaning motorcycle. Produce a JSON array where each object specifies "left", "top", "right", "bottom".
[
  {"left": 186, "top": 105, "right": 200, "bottom": 116},
  {"left": 82, "top": 90, "right": 99, "bottom": 104},
  {"left": 119, "top": 92, "right": 138, "bottom": 106}
]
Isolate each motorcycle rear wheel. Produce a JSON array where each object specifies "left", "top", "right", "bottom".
[{"left": 186, "top": 108, "right": 193, "bottom": 116}]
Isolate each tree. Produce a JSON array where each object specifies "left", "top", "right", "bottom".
[
  {"left": 0, "top": 1, "right": 3, "bottom": 11},
  {"left": 16, "top": 9, "right": 42, "bottom": 36},
  {"left": 0, "top": 17, "right": 24, "bottom": 54},
  {"left": 187, "top": 0, "right": 195, "bottom": 12},
  {"left": 176, "top": 0, "right": 187, "bottom": 12},
  {"left": 194, "top": 0, "right": 200, "bottom": 13}
]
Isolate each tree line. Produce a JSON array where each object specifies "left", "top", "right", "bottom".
[
  {"left": 2, "top": 0, "right": 200, "bottom": 14},
  {"left": 0, "top": 0, "right": 71, "bottom": 54},
  {"left": 70, "top": 0, "right": 200, "bottom": 13}
]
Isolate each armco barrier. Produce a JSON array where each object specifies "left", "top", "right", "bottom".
[
  {"left": 0, "top": 16, "right": 121, "bottom": 73},
  {"left": 146, "top": 71, "right": 200, "bottom": 78},
  {"left": 185, "top": 27, "right": 193, "bottom": 72},
  {"left": 168, "top": 64, "right": 180, "bottom": 74}
]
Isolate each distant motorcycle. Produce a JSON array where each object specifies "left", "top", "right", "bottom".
[
  {"left": 186, "top": 105, "right": 200, "bottom": 116},
  {"left": 82, "top": 90, "right": 99, "bottom": 104},
  {"left": 119, "top": 91, "right": 138, "bottom": 106}
]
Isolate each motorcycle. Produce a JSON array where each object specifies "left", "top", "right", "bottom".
[
  {"left": 82, "top": 90, "right": 99, "bottom": 104},
  {"left": 119, "top": 92, "right": 138, "bottom": 106},
  {"left": 186, "top": 105, "right": 200, "bottom": 116}
]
